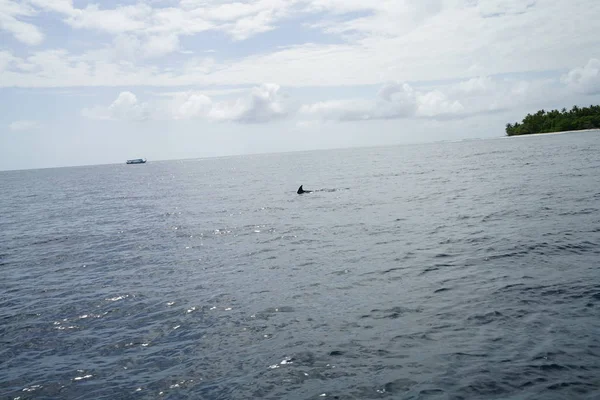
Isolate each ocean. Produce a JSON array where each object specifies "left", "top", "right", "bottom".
[{"left": 1, "top": 132, "right": 599, "bottom": 399}]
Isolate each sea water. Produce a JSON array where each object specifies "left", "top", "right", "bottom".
[{"left": 1, "top": 132, "right": 599, "bottom": 399}]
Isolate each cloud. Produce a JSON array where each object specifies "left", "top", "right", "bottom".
[
  {"left": 78, "top": 76, "right": 562, "bottom": 126},
  {"left": 28, "top": 0, "right": 74, "bottom": 15},
  {"left": 65, "top": 3, "right": 152, "bottom": 34},
  {"left": 0, "top": 1, "right": 44, "bottom": 45},
  {"left": 111, "top": 33, "right": 182, "bottom": 60},
  {"left": 169, "top": 92, "right": 213, "bottom": 120},
  {"left": 9, "top": 120, "right": 38, "bottom": 131},
  {"left": 0, "top": 50, "right": 15, "bottom": 72},
  {"left": 173, "top": 83, "right": 288, "bottom": 123},
  {"left": 442, "top": 75, "right": 560, "bottom": 114},
  {"left": 299, "top": 75, "right": 568, "bottom": 122},
  {"left": 58, "top": 0, "right": 296, "bottom": 44},
  {"left": 82, "top": 91, "right": 149, "bottom": 121},
  {"left": 455, "top": 76, "right": 496, "bottom": 95},
  {"left": 0, "top": 0, "right": 598, "bottom": 133},
  {"left": 222, "top": 9, "right": 278, "bottom": 41},
  {"left": 477, "top": 0, "right": 537, "bottom": 18},
  {"left": 209, "top": 83, "right": 287, "bottom": 123},
  {"left": 301, "top": 82, "right": 463, "bottom": 121},
  {"left": 416, "top": 90, "right": 464, "bottom": 117},
  {"left": 108, "top": 92, "right": 149, "bottom": 120},
  {"left": 375, "top": 83, "right": 420, "bottom": 118},
  {"left": 562, "top": 58, "right": 600, "bottom": 95},
  {"left": 0, "top": 49, "right": 173, "bottom": 88},
  {"left": 1, "top": 0, "right": 599, "bottom": 89},
  {"left": 83, "top": 84, "right": 288, "bottom": 124},
  {"left": 299, "top": 99, "right": 374, "bottom": 121},
  {"left": 144, "top": 34, "right": 180, "bottom": 58}
]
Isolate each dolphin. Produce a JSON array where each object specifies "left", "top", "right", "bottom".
[{"left": 297, "top": 185, "right": 312, "bottom": 194}]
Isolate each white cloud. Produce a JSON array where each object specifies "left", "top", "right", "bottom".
[
  {"left": 109, "top": 92, "right": 148, "bottom": 120},
  {"left": 199, "top": 0, "right": 279, "bottom": 20},
  {"left": 300, "top": 76, "right": 567, "bottom": 122},
  {"left": 174, "top": 83, "right": 289, "bottom": 123},
  {"left": 144, "top": 34, "right": 180, "bottom": 58},
  {"left": 66, "top": 4, "right": 152, "bottom": 34},
  {"left": 222, "top": 9, "right": 278, "bottom": 40},
  {"left": 1, "top": 0, "right": 599, "bottom": 89},
  {"left": 154, "top": 87, "right": 248, "bottom": 97},
  {"left": 28, "top": 0, "right": 74, "bottom": 15},
  {"left": 91, "top": 34, "right": 181, "bottom": 63},
  {"left": 78, "top": 76, "right": 569, "bottom": 126},
  {"left": 0, "top": 1, "right": 44, "bottom": 45},
  {"left": 1, "top": 19, "right": 44, "bottom": 45},
  {"left": 0, "top": 49, "right": 173, "bottom": 87},
  {"left": 299, "top": 99, "right": 374, "bottom": 121},
  {"left": 0, "top": 50, "right": 15, "bottom": 72},
  {"left": 9, "top": 120, "right": 38, "bottom": 131},
  {"left": 169, "top": 92, "right": 213, "bottom": 120},
  {"left": 416, "top": 90, "right": 464, "bottom": 117},
  {"left": 20, "top": 49, "right": 95, "bottom": 83},
  {"left": 476, "top": 0, "right": 537, "bottom": 17},
  {"left": 562, "top": 58, "right": 600, "bottom": 95},
  {"left": 301, "top": 82, "right": 463, "bottom": 121},
  {"left": 112, "top": 34, "right": 142, "bottom": 62},
  {"left": 82, "top": 91, "right": 149, "bottom": 121},
  {"left": 58, "top": 0, "right": 295, "bottom": 44},
  {"left": 83, "top": 84, "right": 287, "bottom": 124},
  {"left": 376, "top": 83, "right": 419, "bottom": 118},
  {"left": 211, "top": 83, "right": 287, "bottom": 123},
  {"left": 456, "top": 76, "right": 496, "bottom": 95},
  {"left": 206, "top": 0, "right": 599, "bottom": 86},
  {"left": 0, "top": 0, "right": 598, "bottom": 135},
  {"left": 0, "top": 0, "right": 300, "bottom": 68}
]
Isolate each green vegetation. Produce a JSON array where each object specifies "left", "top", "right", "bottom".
[{"left": 506, "top": 105, "right": 600, "bottom": 136}]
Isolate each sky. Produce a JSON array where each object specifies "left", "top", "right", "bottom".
[{"left": 1, "top": 0, "right": 600, "bottom": 170}]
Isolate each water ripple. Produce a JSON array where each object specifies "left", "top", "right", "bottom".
[{"left": 1, "top": 133, "right": 600, "bottom": 399}]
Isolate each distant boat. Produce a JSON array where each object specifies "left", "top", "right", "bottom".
[{"left": 126, "top": 158, "right": 146, "bottom": 164}]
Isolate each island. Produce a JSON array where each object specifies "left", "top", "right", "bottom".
[{"left": 505, "top": 105, "right": 600, "bottom": 136}]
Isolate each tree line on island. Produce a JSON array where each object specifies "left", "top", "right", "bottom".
[{"left": 506, "top": 105, "right": 600, "bottom": 136}]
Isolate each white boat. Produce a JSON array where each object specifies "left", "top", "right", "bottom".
[{"left": 126, "top": 158, "right": 146, "bottom": 164}]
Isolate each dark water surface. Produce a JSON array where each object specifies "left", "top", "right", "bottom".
[{"left": 2, "top": 132, "right": 600, "bottom": 399}]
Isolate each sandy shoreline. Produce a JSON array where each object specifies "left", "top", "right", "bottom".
[{"left": 507, "top": 128, "right": 600, "bottom": 138}]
